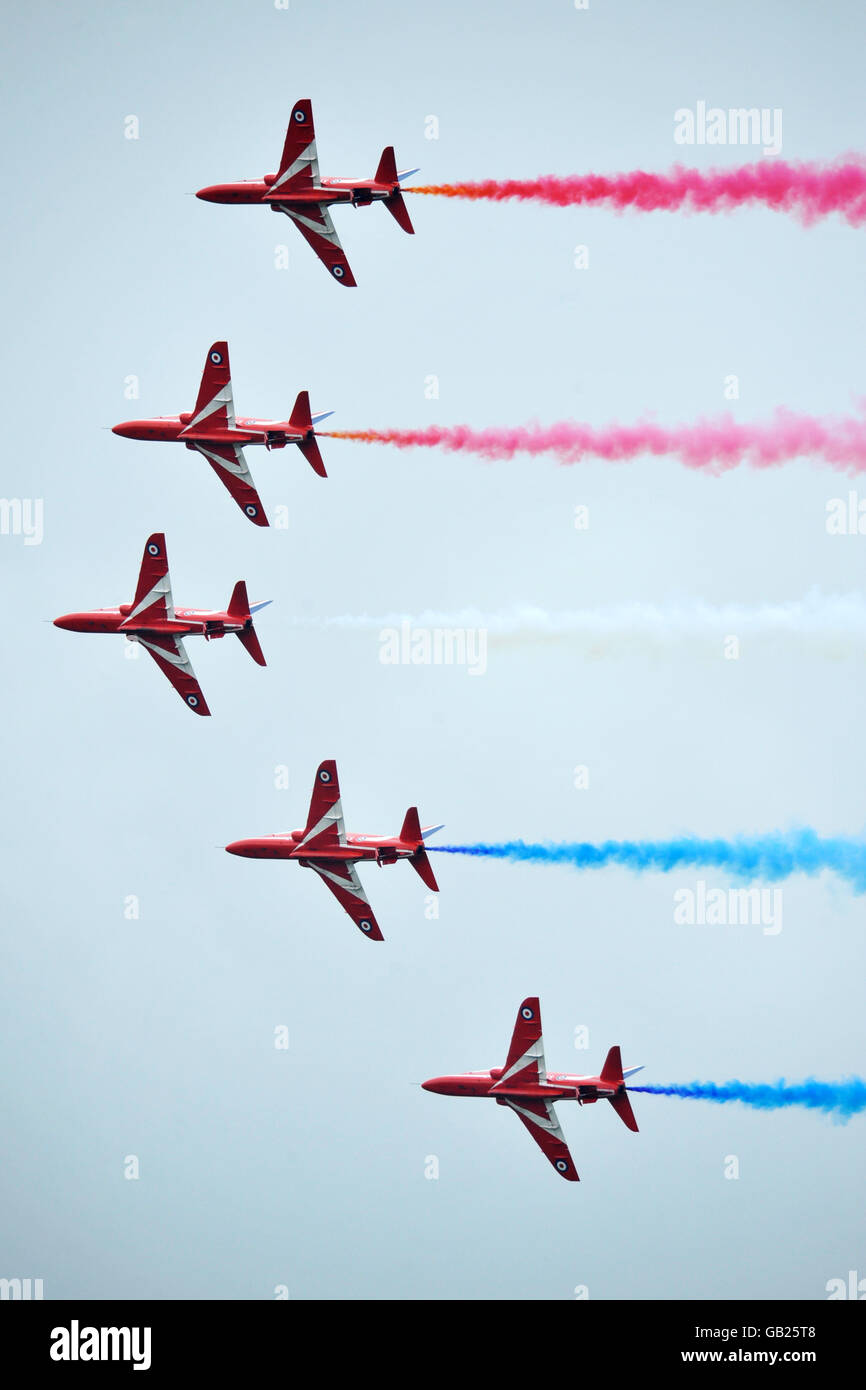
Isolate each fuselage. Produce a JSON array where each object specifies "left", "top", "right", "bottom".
[
  {"left": 112, "top": 415, "right": 303, "bottom": 449},
  {"left": 224, "top": 831, "right": 419, "bottom": 864},
  {"left": 53, "top": 604, "right": 245, "bottom": 639},
  {"left": 196, "top": 175, "right": 397, "bottom": 208},
  {"left": 421, "top": 1070, "right": 622, "bottom": 1102}
]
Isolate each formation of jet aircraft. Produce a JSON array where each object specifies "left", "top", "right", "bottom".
[
  {"left": 423, "top": 997, "right": 643, "bottom": 1181},
  {"left": 54, "top": 533, "right": 271, "bottom": 716},
  {"left": 226, "top": 759, "right": 443, "bottom": 941},
  {"left": 58, "top": 103, "right": 646, "bottom": 1186},
  {"left": 112, "top": 341, "right": 332, "bottom": 525},
  {"left": 196, "top": 99, "right": 418, "bottom": 286}
]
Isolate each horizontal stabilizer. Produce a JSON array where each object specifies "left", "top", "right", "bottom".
[
  {"left": 237, "top": 625, "right": 266, "bottom": 667},
  {"left": 384, "top": 189, "right": 414, "bottom": 235},
  {"left": 410, "top": 846, "right": 439, "bottom": 893},
  {"left": 297, "top": 433, "right": 327, "bottom": 478},
  {"left": 609, "top": 1090, "right": 639, "bottom": 1133}
]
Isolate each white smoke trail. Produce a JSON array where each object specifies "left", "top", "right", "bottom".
[{"left": 286, "top": 592, "right": 866, "bottom": 652}]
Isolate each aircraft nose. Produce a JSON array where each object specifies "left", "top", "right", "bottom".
[
  {"left": 421, "top": 1077, "right": 445, "bottom": 1094},
  {"left": 53, "top": 613, "right": 79, "bottom": 631},
  {"left": 112, "top": 421, "right": 139, "bottom": 438},
  {"left": 225, "top": 840, "right": 252, "bottom": 857},
  {"left": 196, "top": 185, "right": 223, "bottom": 203}
]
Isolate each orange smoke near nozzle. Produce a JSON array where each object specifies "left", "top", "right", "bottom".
[{"left": 317, "top": 430, "right": 391, "bottom": 444}]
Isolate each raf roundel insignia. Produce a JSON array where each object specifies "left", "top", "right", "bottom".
[
  {"left": 319, "top": 768, "right": 332, "bottom": 784},
  {"left": 294, "top": 109, "right": 306, "bottom": 123},
  {"left": 555, "top": 1159, "right": 569, "bottom": 1173},
  {"left": 147, "top": 543, "right": 160, "bottom": 557},
  {"left": 187, "top": 695, "right": 198, "bottom": 707},
  {"left": 210, "top": 350, "right": 223, "bottom": 365},
  {"left": 521, "top": 1006, "right": 535, "bottom": 1021},
  {"left": 332, "top": 265, "right": 344, "bottom": 279},
  {"left": 245, "top": 504, "right": 258, "bottom": 518},
  {"left": 359, "top": 920, "right": 373, "bottom": 933}
]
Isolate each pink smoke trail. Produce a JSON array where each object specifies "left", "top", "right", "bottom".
[
  {"left": 322, "top": 408, "right": 866, "bottom": 475},
  {"left": 408, "top": 158, "right": 866, "bottom": 226}
]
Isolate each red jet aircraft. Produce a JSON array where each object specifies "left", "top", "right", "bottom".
[
  {"left": 196, "top": 99, "right": 418, "bottom": 287},
  {"left": 112, "top": 341, "right": 332, "bottom": 526},
  {"left": 54, "top": 533, "right": 271, "bottom": 716},
  {"left": 225, "top": 759, "right": 442, "bottom": 940},
  {"left": 422, "top": 997, "right": 643, "bottom": 1181}
]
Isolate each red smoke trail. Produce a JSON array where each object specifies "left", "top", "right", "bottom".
[
  {"left": 321, "top": 408, "right": 866, "bottom": 475},
  {"left": 408, "top": 158, "right": 866, "bottom": 225}
]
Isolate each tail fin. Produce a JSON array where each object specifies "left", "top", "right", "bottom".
[
  {"left": 400, "top": 806, "right": 439, "bottom": 891},
  {"left": 374, "top": 146, "right": 399, "bottom": 185},
  {"left": 228, "top": 579, "right": 250, "bottom": 620},
  {"left": 228, "top": 580, "right": 267, "bottom": 666},
  {"left": 288, "top": 389, "right": 312, "bottom": 433},
  {"left": 374, "top": 148, "right": 415, "bottom": 232},
  {"left": 289, "top": 389, "right": 327, "bottom": 478},
  {"left": 399, "top": 806, "right": 422, "bottom": 844},
  {"left": 600, "top": 1045, "right": 624, "bottom": 1085},
  {"left": 601, "top": 1047, "right": 639, "bottom": 1132}
]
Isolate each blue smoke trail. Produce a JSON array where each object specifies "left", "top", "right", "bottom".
[
  {"left": 427, "top": 830, "right": 866, "bottom": 891},
  {"left": 631, "top": 1079, "right": 866, "bottom": 1120}
]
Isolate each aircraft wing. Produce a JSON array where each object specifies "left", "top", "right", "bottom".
[
  {"left": 272, "top": 201, "right": 357, "bottom": 287},
  {"left": 499, "top": 1097, "right": 579, "bottom": 1182},
  {"left": 491, "top": 996, "right": 548, "bottom": 1091},
  {"left": 183, "top": 341, "right": 235, "bottom": 432},
  {"left": 135, "top": 633, "right": 211, "bottom": 716},
  {"left": 302, "top": 858, "right": 384, "bottom": 941},
  {"left": 124, "top": 533, "right": 174, "bottom": 625},
  {"left": 295, "top": 759, "right": 346, "bottom": 852},
  {"left": 272, "top": 100, "right": 320, "bottom": 194},
  {"left": 188, "top": 441, "right": 268, "bottom": 527}
]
